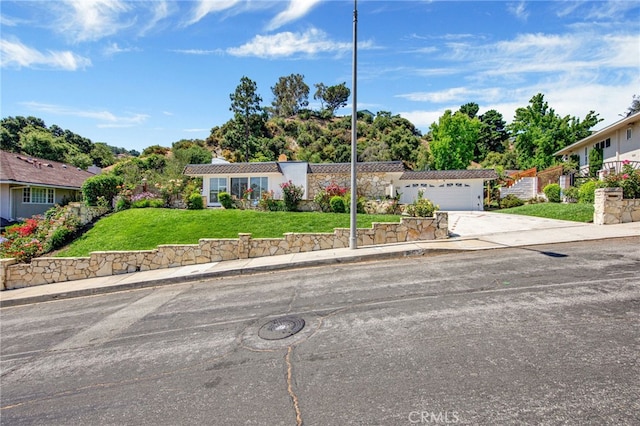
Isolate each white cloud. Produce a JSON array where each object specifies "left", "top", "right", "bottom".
[
  {"left": 103, "top": 42, "right": 140, "bottom": 57},
  {"left": 55, "top": 0, "right": 132, "bottom": 42},
  {"left": 0, "top": 38, "right": 91, "bottom": 70},
  {"left": 21, "top": 101, "right": 149, "bottom": 127},
  {"left": 171, "top": 48, "right": 224, "bottom": 55},
  {"left": 397, "top": 87, "right": 503, "bottom": 104},
  {"left": 186, "top": 0, "right": 241, "bottom": 26},
  {"left": 227, "top": 27, "right": 360, "bottom": 58},
  {"left": 266, "top": 0, "right": 323, "bottom": 31},
  {"left": 507, "top": 1, "right": 529, "bottom": 21}
]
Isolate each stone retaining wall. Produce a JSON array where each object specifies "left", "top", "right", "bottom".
[
  {"left": 594, "top": 188, "right": 640, "bottom": 225},
  {"left": 1, "top": 213, "right": 448, "bottom": 290}
]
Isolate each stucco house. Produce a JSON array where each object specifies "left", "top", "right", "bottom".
[
  {"left": 0, "top": 150, "right": 97, "bottom": 223},
  {"left": 183, "top": 159, "right": 497, "bottom": 211},
  {"left": 555, "top": 111, "right": 640, "bottom": 177}
]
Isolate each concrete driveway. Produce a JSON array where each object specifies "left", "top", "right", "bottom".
[{"left": 446, "top": 211, "right": 586, "bottom": 238}]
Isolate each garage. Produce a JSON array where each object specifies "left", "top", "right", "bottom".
[{"left": 398, "top": 170, "right": 497, "bottom": 211}]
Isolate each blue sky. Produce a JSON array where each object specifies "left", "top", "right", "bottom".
[{"left": 1, "top": 0, "right": 639, "bottom": 154}]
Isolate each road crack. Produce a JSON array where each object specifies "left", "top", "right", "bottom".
[{"left": 286, "top": 346, "right": 303, "bottom": 426}]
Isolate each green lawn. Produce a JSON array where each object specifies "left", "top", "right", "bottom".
[
  {"left": 56, "top": 208, "right": 401, "bottom": 257},
  {"left": 493, "top": 202, "right": 594, "bottom": 223}
]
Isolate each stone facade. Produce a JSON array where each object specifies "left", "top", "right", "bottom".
[
  {"left": 307, "top": 172, "right": 393, "bottom": 200},
  {"left": 593, "top": 188, "right": 640, "bottom": 225},
  {"left": 1, "top": 213, "right": 448, "bottom": 290}
]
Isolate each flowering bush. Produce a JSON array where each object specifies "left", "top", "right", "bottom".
[
  {"left": 130, "top": 191, "right": 164, "bottom": 208},
  {"left": 155, "top": 179, "right": 183, "bottom": 206},
  {"left": 243, "top": 188, "right": 254, "bottom": 200},
  {"left": 603, "top": 160, "right": 640, "bottom": 199},
  {"left": 258, "top": 190, "right": 284, "bottom": 211},
  {"left": 405, "top": 191, "right": 439, "bottom": 217},
  {"left": 313, "top": 182, "right": 348, "bottom": 212},
  {"left": 0, "top": 205, "right": 81, "bottom": 262},
  {"left": 280, "top": 180, "right": 305, "bottom": 212}
]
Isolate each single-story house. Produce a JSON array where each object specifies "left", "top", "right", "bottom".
[
  {"left": 0, "top": 150, "right": 97, "bottom": 222},
  {"left": 555, "top": 111, "right": 640, "bottom": 176},
  {"left": 183, "top": 159, "right": 497, "bottom": 211}
]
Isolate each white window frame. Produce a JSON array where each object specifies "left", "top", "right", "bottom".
[
  {"left": 209, "top": 178, "right": 227, "bottom": 203},
  {"left": 22, "top": 187, "right": 55, "bottom": 204}
]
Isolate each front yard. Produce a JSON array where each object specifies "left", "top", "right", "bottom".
[{"left": 56, "top": 209, "right": 401, "bottom": 257}]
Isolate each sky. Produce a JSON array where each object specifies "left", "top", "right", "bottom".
[{"left": 1, "top": 0, "right": 639, "bottom": 154}]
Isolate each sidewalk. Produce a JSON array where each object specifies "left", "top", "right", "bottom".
[{"left": 1, "top": 216, "right": 638, "bottom": 307}]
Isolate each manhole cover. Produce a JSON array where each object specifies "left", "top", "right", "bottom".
[{"left": 258, "top": 316, "right": 305, "bottom": 340}]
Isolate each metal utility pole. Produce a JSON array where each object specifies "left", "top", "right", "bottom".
[{"left": 349, "top": 0, "right": 358, "bottom": 250}]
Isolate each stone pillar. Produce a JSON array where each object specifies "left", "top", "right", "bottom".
[
  {"left": 237, "top": 233, "right": 251, "bottom": 259},
  {"left": 594, "top": 187, "right": 623, "bottom": 225},
  {"left": 0, "top": 258, "right": 18, "bottom": 290}
]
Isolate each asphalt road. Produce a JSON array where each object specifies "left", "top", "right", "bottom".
[{"left": 1, "top": 237, "right": 639, "bottom": 425}]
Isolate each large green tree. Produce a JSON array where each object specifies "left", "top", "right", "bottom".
[
  {"left": 314, "top": 82, "right": 350, "bottom": 116},
  {"left": 429, "top": 110, "right": 481, "bottom": 170},
  {"left": 230, "top": 76, "right": 264, "bottom": 161},
  {"left": 271, "top": 73, "right": 309, "bottom": 118},
  {"left": 475, "top": 109, "right": 508, "bottom": 161},
  {"left": 509, "top": 93, "right": 601, "bottom": 170}
]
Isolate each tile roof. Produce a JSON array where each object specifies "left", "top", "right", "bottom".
[
  {"left": 400, "top": 169, "right": 498, "bottom": 180},
  {"left": 0, "top": 150, "right": 96, "bottom": 189},
  {"left": 184, "top": 162, "right": 284, "bottom": 175},
  {"left": 309, "top": 161, "right": 405, "bottom": 174}
]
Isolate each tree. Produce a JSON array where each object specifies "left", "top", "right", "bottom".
[
  {"left": 459, "top": 102, "right": 479, "bottom": 119},
  {"left": 313, "top": 83, "right": 327, "bottom": 110},
  {"left": 509, "top": 93, "right": 601, "bottom": 170},
  {"left": 90, "top": 142, "right": 116, "bottom": 168},
  {"left": 320, "top": 82, "right": 350, "bottom": 115},
  {"left": 429, "top": 110, "right": 480, "bottom": 170},
  {"left": 475, "top": 109, "right": 508, "bottom": 162},
  {"left": 625, "top": 94, "right": 640, "bottom": 117},
  {"left": 271, "top": 73, "right": 309, "bottom": 118},
  {"left": 20, "top": 128, "right": 68, "bottom": 161},
  {"left": 230, "top": 76, "right": 264, "bottom": 161}
]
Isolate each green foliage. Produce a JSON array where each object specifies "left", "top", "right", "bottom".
[
  {"left": 563, "top": 186, "right": 579, "bottom": 202},
  {"left": 602, "top": 161, "right": 640, "bottom": 199},
  {"left": 82, "top": 173, "right": 122, "bottom": 206},
  {"left": 588, "top": 147, "right": 603, "bottom": 178},
  {"left": 578, "top": 180, "right": 597, "bottom": 204},
  {"left": 230, "top": 76, "right": 264, "bottom": 162},
  {"left": 429, "top": 110, "right": 480, "bottom": 170},
  {"left": 500, "top": 194, "right": 525, "bottom": 209},
  {"left": 257, "top": 190, "right": 285, "bottom": 211},
  {"left": 509, "top": 93, "right": 601, "bottom": 170},
  {"left": 313, "top": 182, "right": 348, "bottom": 212},
  {"left": 186, "top": 193, "right": 204, "bottom": 210},
  {"left": 405, "top": 191, "right": 438, "bottom": 217},
  {"left": 329, "top": 196, "right": 346, "bottom": 213},
  {"left": 543, "top": 183, "right": 561, "bottom": 203},
  {"left": 280, "top": 180, "right": 304, "bottom": 212},
  {"left": 218, "top": 192, "right": 234, "bottom": 209},
  {"left": 271, "top": 73, "right": 310, "bottom": 118}
]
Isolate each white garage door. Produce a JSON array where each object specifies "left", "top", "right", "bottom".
[{"left": 400, "top": 181, "right": 480, "bottom": 210}]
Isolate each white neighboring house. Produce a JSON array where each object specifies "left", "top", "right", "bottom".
[
  {"left": 183, "top": 159, "right": 497, "bottom": 211},
  {"left": 0, "top": 150, "right": 97, "bottom": 226},
  {"left": 555, "top": 111, "right": 640, "bottom": 176}
]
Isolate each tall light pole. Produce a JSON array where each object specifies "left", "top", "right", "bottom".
[{"left": 349, "top": 0, "right": 358, "bottom": 250}]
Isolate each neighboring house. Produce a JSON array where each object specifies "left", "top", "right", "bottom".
[
  {"left": 555, "top": 111, "right": 640, "bottom": 177},
  {"left": 183, "top": 159, "right": 497, "bottom": 211},
  {"left": 0, "top": 150, "right": 97, "bottom": 222}
]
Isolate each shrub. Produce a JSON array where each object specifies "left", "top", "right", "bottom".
[
  {"left": 218, "top": 192, "right": 234, "bottom": 209},
  {"left": 115, "top": 197, "right": 131, "bottom": 212},
  {"left": 130, "top": 192, "right": 164, "bottom": 208},
  {"left": 186, "top": 192, "right": 204, "bottom": 210},
  {"left": 405, "top": 191, "right": 438, "bottom": 217},
  {"left": 280, "top": 180, "right": 304, "bottom": 212},
  {"left": 563, "top": 186, "right": 579, "bottom": 202},
  {"left": 46, "top": 226, "right": 73, "bottom": 251},
  {"left": 543, "top": 183, "right": 561, "bottom": 203},
  {"left": 314, "top": 182, "right": 349, "bottom": 212},
  {"left": 603, "top": 161, "right": 640, "bottom": 199},
  {"left": 500, "top": 194, "right": 524, "bottom": 209},
  {"left": 578, "top": 180, "right": 597, "bottom": 204},
  {"left": 258, "top": 190, "right": 284, "bottom": 211},
  {"left": 330, "top": 196, "right": 346, "bottom": 213},
  {"left": 82, "top": 173, "right": 122, "bottom": 206}
]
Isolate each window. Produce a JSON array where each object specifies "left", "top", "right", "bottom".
[
  {"left": 627, "top": 128, "right": 632, "bottom": 140},
  {"left": 249, "top": 177, "right": 268, "bottom": 200},
  {"left": 230, "top": 177, "right": 248, "bottom": 199},
  {"left": 22, "top": 187, "right": 54, "bottom": 204},
  {"left": 209, "top": 178, "right": 227, "bottom": 203},
  {"left": 605, "top": 138, "right": 611, "bottom": 148}
]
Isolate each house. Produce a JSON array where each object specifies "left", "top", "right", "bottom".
[
  {"left": 0, "top": 150, "right": 97, "bottom": 222},
  {"left": 555, "top": 111, "right": 640, "bottom": 177},
  {"left": 183, "top": 159, "right": 497, "bottom": 211}
]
